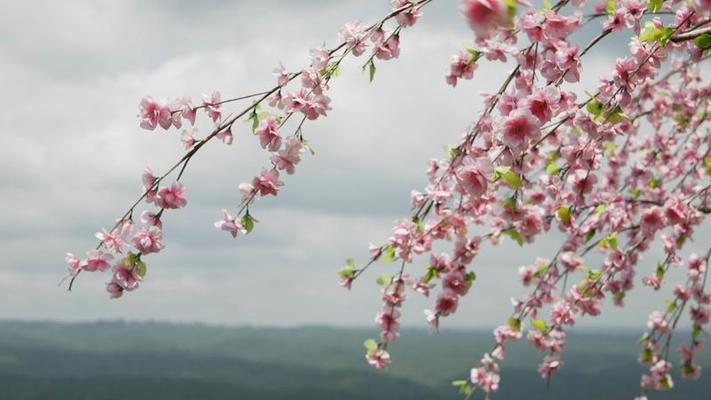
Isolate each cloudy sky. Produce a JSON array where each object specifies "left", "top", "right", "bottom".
[{"left": 0, "top": 0, "right": 706, "bottom": 331}]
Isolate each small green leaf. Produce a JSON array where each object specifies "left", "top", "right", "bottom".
[
  {"left": 364, "top": 338, "right": 378, "bottom": 355},
  {"left": 241, "top": 214, "right": 256, "bottom": 234},
  {"left": 656, "top": 262, "right": 665, "bottom": 281},
  {"left": 534, "top": 263, "right": 550, "bottom": 278},
  {"left": 586, "top": 98, "right": 604, "bottom": 117},
  {"left": 546, "top": 161, "right": 561, "bottom": 176},
  {"left": 595, "top": 204, "right": 607, "bottom": 216},
  {"left": 665, "top": 299, "right": 677, "bottom": 313},
  {"left": 605, "top": 0, "right": 616, "bottom": 15},
  {"left": 367, "top": 60, "right": 376, "bottom": 83},
  {"left": 465, "top": 47, "right": 481, "bottom": 60},
  {"left": 465, "top": 271, "right": 477, "bottom": 283},
  {"left": 585, "top": 229, "right": 596, "bottom": 243},
  {"left": 382, "top": 245, "right": 396, "bottom": 264},
  {"left": 376, "top": 273, "right": 392, "bottom": 286},
  {"left": 445, "top": 144, "right": 460, "bottom": 160},
  {"left": 507, "top": 317, "right": 523, "bottom": 332},
  {"left": 531, "top": 318, "right": 548, "bottom": 332},
  {"left": 495, "top": 166, "right": 523, "bottom": 189},
  {"left": 543, "top": 0, "right": 553, "bottom": 9},
  {"left": 647, "top": 0, "right": 662, "bottom": 12},
  {"left": 695, "top": 33, "right": 711, "bottom": 50},
  {"left": 628, "top": 187, "right": 642, "bottom": 199},
  {"left": 502, "top": 228, "right": 524, "bottom": 246},
  {"left": 557, "top": 205, "right": 572, "bottom": 225},
  {"left": 136, "top": 260, "right": 147, "bottom": 278},
  {"left": 412, "top": 216, "right": 425, "bottom": 234}
]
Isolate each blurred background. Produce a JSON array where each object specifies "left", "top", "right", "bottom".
[{"left": 0, "top": 0, "right": 708, "bottom": 398}]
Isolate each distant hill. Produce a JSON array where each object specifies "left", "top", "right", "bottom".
[{"left": 0, "top": 321, "right": 708, "bottom": 399}]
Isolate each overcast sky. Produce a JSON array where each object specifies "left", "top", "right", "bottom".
[{"left": 0, "top": 0, "right": 707, "bottom": 331}]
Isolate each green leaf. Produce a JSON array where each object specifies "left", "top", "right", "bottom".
[
  {"left": 367, "top": 60, "right": 376, "bottom": 83},
  {"left": 412, "top": 217, "right": 425, "bottom": 234},
  {"left": 586, "top": 98, "right": 604, "bottom": 117},
  {"left": 376, "top": 273, "right": 392, "bottom": 286},
  {"left": 445, "top": 144, "right": 460, "bottom": 160},
  {"left": 665, "top": 299, "right": 677, "bottom": 313},
  {"left": 600, "top": 233, "right": 618, "bottom": 250},
  {"left": 546, "top": 161, "right": 561, "bottom": 176},
  {"left": 382, "top": 245, "right": 396, "bottom": 264},
  {"left": 241, "top": 214, "right": 256, "bottom": 234},
  {"left": 647, "top": 0, "right": 662, "bottom": 13},
  {"left": 136, "top": 260, "right": 147, "bottom": 278},
  {"left": 557, "top": 205, "right": 572, "bottom": 226},
  {"left": 363, "top": 338, "right": 378, "bottom": 355},
  {"left": 605, "top": 0, "right": 616, "bottom": 15},
  {"left": 125, "top": 251, "right": 138, "bottom": 267},
  {"left": 495, "top": 166, "right": 523, "bottom": 189},
  {"left": 452, "top": 380, "right": 473, "bottom": 395},
  {"left": 655, "top": 262, "right": 665, "bottom": 281},
  {"left": 628, "top": 187, "right": 642, "bottom": 198},
  {"left": 604, "top": 106, "right": 629, "bottom": 124},
  {"left": 694, "top": 33, "right": 711, "bottom": 50},
  {"left": 534, "top": 263, "right": 550, "bottom": 278},
  {"left": 465, "top": 271, "right": 477, "bottom": 283},
  {"left": 639, "top": 21, "right": 674, "bottom": 45},
  {"left": 595, "top": 204, "right": 607, "bottom": 216},
  {"left": 531, "top": 318, "right": 548, "bottom": 332},
  {"left": 507, "top": 317, "right": 523, "bottom": 332},
  {"left": 338, "top": 259, "right": 356, "bottom": 279},
  {"left": 502, "top": 228, "right": 524, "bottom": 246},
  {"left": 465, "top": 47, "right": 481, "bottom": 60},
  {"left": 585, "top": 229, "right": 596, "bottom": 243}
]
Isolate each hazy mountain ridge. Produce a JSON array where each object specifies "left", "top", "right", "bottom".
[{"left": 0, "top": 321, "right": 708, "bottom": 399}]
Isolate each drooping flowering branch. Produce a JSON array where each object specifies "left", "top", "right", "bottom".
[
  {"left": 64, "top": 0, "right": 434, "bottom": 296},
  {"left": 341, "top": 0, "right": 711, "bottom": 398}
]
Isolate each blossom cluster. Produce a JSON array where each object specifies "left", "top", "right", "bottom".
[
  {"left": 65, "top": 1, "right": 430, "bottom": 299},
  {"left": 345, "top": 0, "right": 711, "bottom": 398}
]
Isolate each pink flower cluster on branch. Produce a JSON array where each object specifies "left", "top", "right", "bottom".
[
  {"left": 64, "top": 0, "right": 433, "bottom": 297},
  {"left": 343, "top": 0, "right": 711, "bottom": 397}
]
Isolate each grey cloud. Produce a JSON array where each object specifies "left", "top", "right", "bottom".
[{"left": 0, "top": 1, "right": 704, "bottom": 332}]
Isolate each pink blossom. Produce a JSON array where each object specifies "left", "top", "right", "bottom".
[
  {"left": 214, "top": 209, "right": 244, "bottom": 238},
  {"left": 366, "top": 349, "right": 391, "bottom": 369},
  {"left": 273, "top": 62, "right": 290, "bottom": 86},
  {"left": 461, "top": 0, "right": 509, "bottom": 36},
  {"left": 502, "top": 110, "right": 541, "bottom": 149},
  {"left": 83, "top": 250, "right": 113, "bottom": 272},
  {"left": 114, "top": 264, "right": 141, "bottom": 291},
  {"left": 392, "top": 0, "right": 423, "bottom": 27},
  {"left": 338, "top": 21, "right": 368, "bottom": 56},
  {"left": 155, "top": 183, "right": 187, "bottom": 209},
  {"left": 640, "top": 207, "right": 665, "bottom": 237},
  {"left": 65, "top": 253, "right": 81, "bottom": 273},
  {"left": 435, "top": 289, "right": 459, "bottom": 316},
  {"left": 140, "top": 210, "right": 162, "bottom": 228},
  {"left": 538, "top": 355, "right": 563, "bottom": 379},
  {"left": 456, "top": 156, "right": 492, "bottom": 196},
  {"left": 310, "top": 47, "right": 331, "bottom": 70},
  {"left": 106, "top": 281, "right": 124, "bottom": 299},
  {"left": 202, "top": 91, "right": 222, "bottom": 122},
  {"left": 271, "top": 137, "right": 303, "bottom": 175},
  {"left": 257, "top": 116, "right": 282, "bottom": 151},
  {"left": 132, "top": 226, "right": 164, "bottom": 254},
  {"left": 252, "top": 169, "right": 283, "bottom": 197},
  {"left": 138, "top": 97, "right": 171, "bottom": 130},
  {"left": 471, "top": 367, "right": 500, "bottom": 392},
  {"left": 216, "top": 126, "right": 233, "bottom": 145},
  {"left": 181, "top": 128, "right": 197, "bottom": 150}
]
